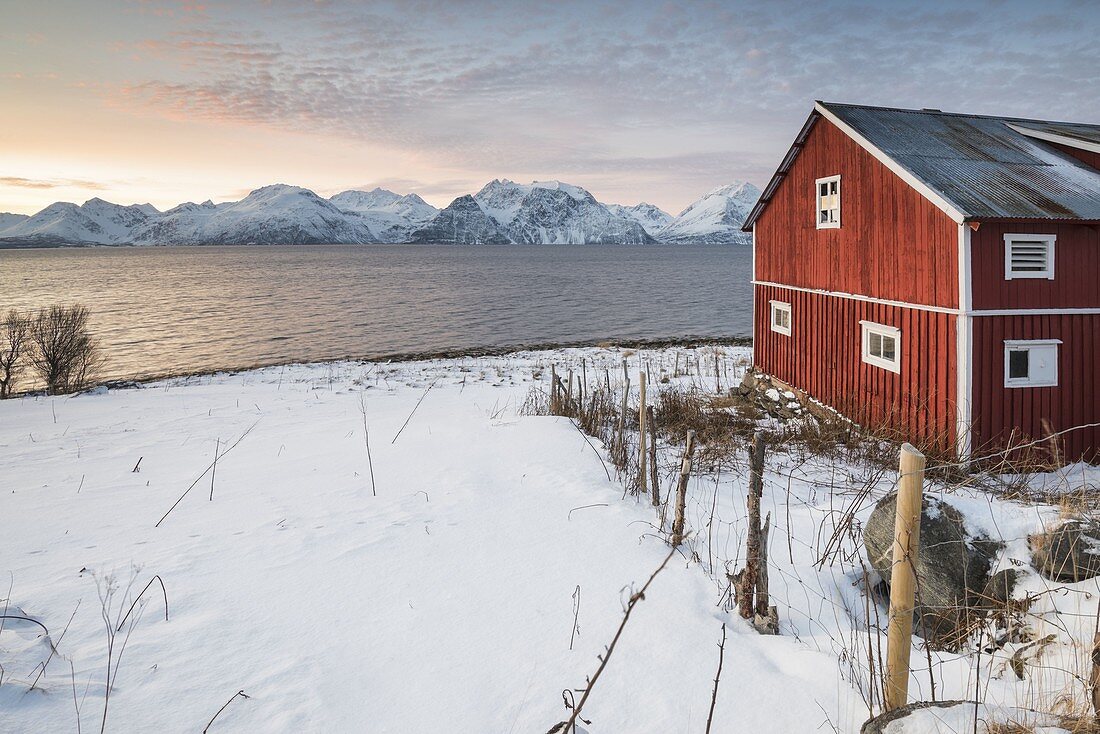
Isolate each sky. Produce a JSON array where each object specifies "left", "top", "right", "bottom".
[{"left": 2, "top": 0, "right": 1099, "bottom": 216}]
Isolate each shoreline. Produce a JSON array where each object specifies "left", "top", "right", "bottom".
[{"left": 89, "top": 334, "right": 753, "bottom": 391}]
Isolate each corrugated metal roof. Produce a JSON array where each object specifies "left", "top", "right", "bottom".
[
  {"left": 820, "top": 103, "right": 1100, "bottom": 220},
  {"left": 1011, "top": 120, "right": 1100, "bottom": 148},
  {"left": 743, "top": 103, "right": 1100, "bottom": 230}
]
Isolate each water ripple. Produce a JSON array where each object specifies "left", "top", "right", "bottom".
[{"left": 0, "top": 243, "right": 754, "bottom": 380}]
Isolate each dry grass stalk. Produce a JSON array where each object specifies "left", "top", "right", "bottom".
[
  {"left": 561, "top": 547, "right": 678, "bottom": 732},
  {"left": 705, "top": 624, "right": 727, "bottom": 734},
  {"left": 202, "top": 690, "right": 251, "bottom": 733}
]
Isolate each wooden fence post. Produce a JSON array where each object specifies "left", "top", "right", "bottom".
[
  {"left": 550, "top": 365, "right": 559, "bottom": 414},
  {"left": 647, "top": 405, "right": 659, "bottom": 507},
  {"left": 670, "top": 430, "right": 695, "bottom": 546},
  {"left": 581, "top": 358, "right": 588, "bottom": 404},
  {"left": 738, "top": 431, "right": 765, "bottom": 620},
  {"left": 615, "top": 360, "right": 629, "bottom": 455},
  {"left": 756, "top": 512, "right": 771, "bottom": 617},
  {"left": 1090, "top": 631, "right": 1100, "bottom": 718},
  {"left": 638, "top": 371, "right": 648, "bottom": 498},
  {"left": 885, "top": 443, "right": 926, "bottom": 711}
]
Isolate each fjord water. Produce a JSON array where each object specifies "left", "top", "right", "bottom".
[{"left": 1, "top": 244, "right": 753, "bottom": 380}]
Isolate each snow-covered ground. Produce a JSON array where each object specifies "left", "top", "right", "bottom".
[{"left": 2, "top": 345, "right": 1098, "bottom": 732}]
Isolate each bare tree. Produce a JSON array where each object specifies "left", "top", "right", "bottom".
[
  {"left": 29, "top": 304, "right": 104, "bottom": 394},
  {"left": 0, "top": 309, "right": 29, "bottom": 398}
]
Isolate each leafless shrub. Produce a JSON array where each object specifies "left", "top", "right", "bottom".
[
  {"left": 0, "top": 309, "right": 30, "bottom": 398},
  {"left": 29, "top": 304, "right": 104, "bottom": 394}
]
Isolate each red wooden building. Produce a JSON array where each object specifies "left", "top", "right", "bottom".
[{"left": 743, "top": 102, "right": 1100, "bottom": 461}]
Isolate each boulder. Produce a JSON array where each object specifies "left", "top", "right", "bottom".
[
  {"left": 860, "top": 700, "right": 971, "bottom": 734},
  {"left": 864, "top": 494, "right": 1001, "bottom": 647},
  {"left": 1030, "top": 519, "right": 1100, "bottom": 582},
  {"left": 979, "top": 569, "right": 1018, "bottom": 609}
]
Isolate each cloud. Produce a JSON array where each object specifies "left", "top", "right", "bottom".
[
  {"left": 0, "top": 176, "right": 108, "bottom": 190},
  {"left": 91, "top": 0, "right": 1100, "bottom": 207}
]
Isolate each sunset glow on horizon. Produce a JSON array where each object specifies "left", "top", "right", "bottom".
[{"left": 3, "top": 0, "right": 1099, "bottom": 216}]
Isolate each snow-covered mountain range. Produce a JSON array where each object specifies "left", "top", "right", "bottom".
[
  {"left": 605, "top": 202, "right": 674, "bottom": 237},
  {"left": 329, "top": 188, "right": 438, "bottom": 243},
  {"left": 0, "top": 180, "right": 761, "bottom": 246},
  {"left": 656, "top": 182, "right": 760, "bottom": 245},
  {"left": 406, "top": 179, "right": 656, "bottom": 245},
  {"left": 137, "top": 185, "right": 374, "bottom": 246}
]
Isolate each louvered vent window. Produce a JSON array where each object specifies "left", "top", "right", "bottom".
[{"left": 1004, "top": 234, "right": 1055, "bottom": 280}]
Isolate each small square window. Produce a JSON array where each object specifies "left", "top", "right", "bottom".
[
  {"left": 816, "top": 175, "right": 841, "bottom": 229},
  {"left": 770, "top": 300, "right": 792, "bottom": 336},
  {"left": 1004, "top": 234, "right": 1055, "bottom": 280},
  {"left": 1004, "top": 340, "right": 1059, "bottom": 387},
  {"left": 861, "top": 321, "right": 900, "bottom": 373}
]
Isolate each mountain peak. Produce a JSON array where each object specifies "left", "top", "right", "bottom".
[
  {"left": 246, "top": 183, "right": 314, "bottom": 198},
  {"left": 330, "top": 188, "right": 403, "bottom": 212},
  {"left": 703, "top": 181, "right": 761, "bottom": 203},
  {"left": 657, "top": 182, "right": 758, "bottom": 244}
]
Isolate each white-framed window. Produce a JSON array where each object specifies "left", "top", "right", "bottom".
[
  {"left": 770, "top": 300, "right": 792, "bottom": 336},
  {"left": 1004, "top": 339, "right": 1060, "bottom": 388},
  {"left": 860, "top": 321, "right": 900, "bottom": 373},
  {"left": 815, "top": 175, "right": 841, "bottom": 229},
  {"left": 1004, "top": 234, "right": 1055, "bottom": 280}
]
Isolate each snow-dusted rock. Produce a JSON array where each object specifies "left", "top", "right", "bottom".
[
  {"left": 409, "top": 179, "right": 654, "bottom": 245},
  {"left": 865, "top": 494, "right": 1000, "bottom": 647},
  {"left": 1030, "top": 519, "right": 1100, "bottom": 582},
  {"left": 656, "top": 182, "right": 760, "bottom": 244},
  {"left": 861, "top": 700, "right": 1064, "bottom": 734},
  {"left": 409, "top": 194, "right": 510, "bottom": 244},
  {"left": 474, "top": 179, "right": 654, "bottom": 244},
  {"left": 604, "top": 202, "right": 673, "bottom": 237}
]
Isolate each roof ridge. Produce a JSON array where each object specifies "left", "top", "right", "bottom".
[{"left": 816, "top": 100, "right": 1100, "bottom": 130}]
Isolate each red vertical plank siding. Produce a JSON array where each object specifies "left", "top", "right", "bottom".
[
  {"left": 970, "top": 314, "right": 1100, "bottom": 462},
  {"left": 970, "top": 221, "right": 1100, "bottom": 310},
  {"left": 754, "top": 284, "right": 958, "bottom": 454},
  {"left": 754, "top": 118, "right": 959, "bottom": 309},
  {"left": 751, "top": 112, "right": 1099, "bottom": 461}
]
